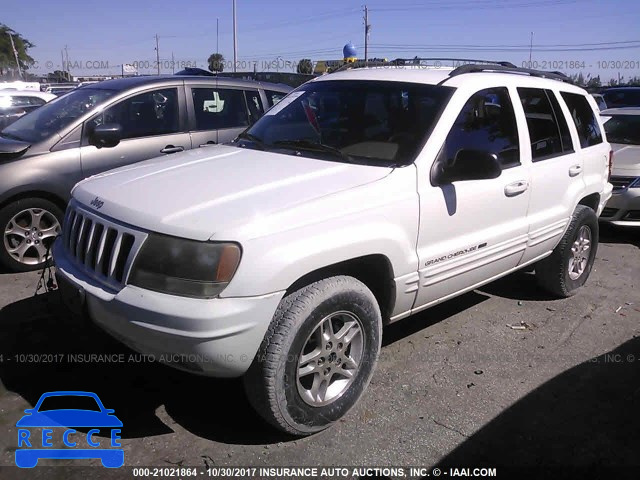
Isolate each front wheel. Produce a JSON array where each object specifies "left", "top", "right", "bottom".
[
  {"left": 244, "top": 276, "right": 382, "bottom": 435},
  {"left": 535, "top": 205, "right": 599, "bottom": 297},
  {"left": 0, "top": 198, "right": 63, "bottom": 272}
]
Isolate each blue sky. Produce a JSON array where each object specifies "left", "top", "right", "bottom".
[{"left": 4, "top": 0, "right": 640, "bottom": 81}]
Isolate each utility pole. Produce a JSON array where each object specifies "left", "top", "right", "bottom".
[
  {"left": 64, "top": 44, "right": 70, "bottom": 78},
  {"left": 233, "top": 0, "right": 238, "bottom": 72},
  {"left": 216, "top": 18, "right": 219, "bottom": 54},
  {"left": 7, "top": 32, "right": 23, "bottom": 79},
  {"left": 155, "top": 34, "right": 161, "bottom": 75},
  {"left": 61, "top": 49, "right": 66, "bottom": 77},
  {"left": 364, "top": 6, "right": 371, "bottom": 62},
  {"left": 529, "top": 31, "right": 534, "bottom": 64}
]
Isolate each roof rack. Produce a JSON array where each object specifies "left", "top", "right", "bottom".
[
  {"left": 331, "top": 57, "right": 516, "bottom": 74},
  {"left": 445, "top": 64, "right": 573, "bottom": 83},
  {"left": 329, "top": 57, "right": 573, "bottom": 84}
]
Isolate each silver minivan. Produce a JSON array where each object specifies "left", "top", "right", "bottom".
[{"left": 0, "top": 76, "right": 291, "bottom": 271}]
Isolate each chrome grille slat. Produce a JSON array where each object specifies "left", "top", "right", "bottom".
[
  {"left": 74, "top": 216, "right": 87, "bottom": 259},
  {"left": 610, "top": 176, "right": 637, "bottom": 193},
  {"left": 61, "top": 201, "right": 147, "bottom": 291},
  {"left": 68, "top": 213, "right": 81, "bottom": 253},
  {"left": 84, "top": 222, "right": 97, "bottom": 267},
  {"left": 94, "top": 225, "right": 109, "bottom": 273},
  {"left": 107, "top": 232, "right": 124, "bottom": 280}
]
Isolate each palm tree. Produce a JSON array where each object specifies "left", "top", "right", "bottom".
[
  {"left": 297, "top": 58, "right": 313, "bottom": 75},
  {"left": 208, "top": 53, "right": 225, "bottom": 73}
]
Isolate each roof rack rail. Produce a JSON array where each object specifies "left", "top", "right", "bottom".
[
  {"left": 392, "top": 58, "right": 517, "bottom": 68},
  {"left": 446, "top": 64, "right": 573, "bottom": 83},
  {"left": 330, "top": 57, "right": 516, "bottom": 73}
]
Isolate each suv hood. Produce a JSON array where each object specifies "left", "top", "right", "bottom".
[
  {"left": 73, "top": 145, "right": 392, "bottom": 240},
  {"left": 611, "top": 143, "right": 640, "bottom": 176}
]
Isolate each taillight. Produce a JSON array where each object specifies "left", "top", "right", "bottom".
[{"left": 608, "top": 150, "right": 613, "bottom": 181}]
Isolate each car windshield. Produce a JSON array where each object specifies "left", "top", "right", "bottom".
[
  {"left": 240, "top": 80, "right": 454, "bottom": 166},
  {"left": 1, "top": 88, "right": 115, "bottom": 143},
  {"left": 603, "top": 114, "right": 640, "bottom": 145},
  {"left": 603, "top": 90, "right": 640, "bottom": 108},
  {"left": 37, "top": 395, "right": 102, "bottom": 412}
]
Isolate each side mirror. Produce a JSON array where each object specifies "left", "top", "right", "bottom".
[
  {"left": 432, "top": 148, "right": 502, "bottom": 185},
  {"left": 91, "top": 123, "right": 122, "bottom": 148}
]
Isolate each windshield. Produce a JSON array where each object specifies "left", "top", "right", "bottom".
[
  {"left": 603, "top": 90, "right": 640, "bottom": 109},
  {"left": 37, "top": 395, "right": 101, "bottom": 412},
  {"left": 1, "top": 88, "right": 115, "bottom": 143},
  {"left": 603, "top": 114, "right": 640, "bottom": 145},
  {"left": 239, "top": 80, "right": 454, "bottom": 166}
]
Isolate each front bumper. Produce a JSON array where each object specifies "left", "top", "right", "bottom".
[
  {"left": 53, "top": 238, "right": 285, "bottom": 377},
  {"left": 600, "top": 186, "right": 640, "bottom": 227}
]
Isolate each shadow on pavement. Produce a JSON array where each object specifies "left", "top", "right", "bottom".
[
  {"left": 599, "top": 223, "right": 640, "bottom": 248},
  {"left": 0, "top": 292, "right": 286, "bottom": 445},
  {"left": 436, "top": 336, "right": 640, "bottom": 472},
  {"left": 382, "top": 291, "right": 490, "bottom": 347},
  {"left": 477, "top": 270, "right": 558, "bottom": 302}
]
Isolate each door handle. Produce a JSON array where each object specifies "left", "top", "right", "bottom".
[
  {"left": 569, "top": 164, "right": 582, "bottom": 177},
  {"left": 160, "top": 145, "right": 184, "bottom": 154},
  {"left": 199, "top": 140, "right": 217, "bottom": 147},
  {"left": 504, "top": 180, "right": 529, "bottom": 197}
]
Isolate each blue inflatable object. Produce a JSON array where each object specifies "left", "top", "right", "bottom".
[{"left": 343, "top": 42, "right": 358, "bottom": 60}]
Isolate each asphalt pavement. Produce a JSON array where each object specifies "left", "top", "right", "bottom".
[{"left": 0, "top": 224, "right": 638, "bottom": 479}]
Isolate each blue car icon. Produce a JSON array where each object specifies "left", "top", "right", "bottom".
[{"left": 15, "top": 391, "right": 123, "bottom": 468}]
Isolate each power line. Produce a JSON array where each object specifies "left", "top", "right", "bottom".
[{"left": 371, "top": 0, "right": 580, "bottom": 11}]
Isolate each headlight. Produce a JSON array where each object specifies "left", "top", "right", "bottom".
[
  {"left": 630, "top": 177, "right": 640, "bottom": 188},
  {"left": 128, "top": 234, "right": 241, "bottom": 298}
]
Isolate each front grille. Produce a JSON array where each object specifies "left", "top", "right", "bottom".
[
  {"left": 610, "top": 176, "right": 638, "bottom": 193},
  {"left": 600, "top": 207, "right": 618, "bottom": 218},
  {"left": 62, "top": 201, "right": 147, "bottom": 290},
  {"left": 623, "top": 210, "right": 640, "bottom": 221}
]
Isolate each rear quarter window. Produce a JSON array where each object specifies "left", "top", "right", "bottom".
[{"left": 560, "top": 92, "right": 603, "bottom": 148}]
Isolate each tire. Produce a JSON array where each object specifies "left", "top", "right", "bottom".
[
  {"left": 244, "top": 275, "right": 382, "bottom": 436},
  {"left": 0, "top": 198, "right": 64, "bottom": 272},
  {"left": 535, "top": 205, "right": 599, "bottom": 298}
]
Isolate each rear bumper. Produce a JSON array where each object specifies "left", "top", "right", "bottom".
[
  {"left": 600, "top": 186, "right": 640, "bottom": 227},
  {"left": 53, "top": 238, "right": 285, "bottom": 377}
]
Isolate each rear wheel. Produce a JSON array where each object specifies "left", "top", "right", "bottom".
[
  {"left": 535, "top": 205, "right": 599, "bottom": 297},
  {"left": 0, "top": 198, "right": 63, "bottom": 272},
  {"left": 244, "top": 276, "right": 382, "bottom": 435}
]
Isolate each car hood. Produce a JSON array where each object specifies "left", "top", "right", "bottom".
[
  {"left": 611, "top": 143, "right": 640, "bottom": 176},
  {"left": 0, "top": 134, "right": 31, "bottom": 157},
  {"left": 16, "top": 411, "right": 123, "bottom": 428},
  {"left": 73, "top": 145, "right": 393, "bottom": 240}
]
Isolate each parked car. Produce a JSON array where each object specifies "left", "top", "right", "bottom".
[
  {"left": 599, "top": 107, "right": 640, "bottom": 226},
  {"left": 0, "top": 90, "right": 55, "bottom": 129},
  {"left": 602, "top": 87, "right": 640, "bottom": 108},
  {"left": 44, "top": 84, "right": 78, "bottom": 96},
  {"left": 591, "top": 93, "right": 607, "bottom": 111},
  {"left": 54, "top": 63, "right": 611, "bottom": 435},
  {"left": 0, "top": 76, "right": 291, "bottom": 271}
]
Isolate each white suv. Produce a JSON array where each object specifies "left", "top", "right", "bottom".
[{"left": 53, "top": 62, "right": 613, "bottom": 435}]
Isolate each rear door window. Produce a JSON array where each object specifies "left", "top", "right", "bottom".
[
  {"left": 518, "top": 87, "right": 572, "bottom": 161},
  {"left": 560, "top": 92, "right": 603, "bottom": 148},
  {"left": 191, "top": 88, "right": 249, "bottom": 130}
]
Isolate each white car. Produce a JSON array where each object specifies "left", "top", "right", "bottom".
[
  {"left": 599, "top": 107, "right": 640, "bottom": 226},
  {"left": 54, "top": 62, "right": 612, "bottom": 435},
  {"left": 0, "top": 90, "right": 56, "bottom": 129}
]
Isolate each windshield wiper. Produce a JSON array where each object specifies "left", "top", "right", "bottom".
[
  {"left": 236, "top": 132, "right": 266, "bottom": 150},
  {"left": 273, "top": 139, "right": 354, "bottom": 163}
]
